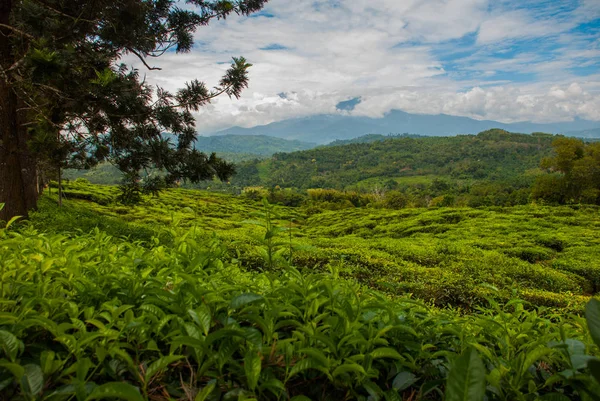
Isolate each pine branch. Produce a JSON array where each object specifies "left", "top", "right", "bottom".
[
  {"left": 0, "top": 23, "right": 34, "bottom": 40},
  {"left": 127, "top": 47, "right": 162, "bottom": 71}
]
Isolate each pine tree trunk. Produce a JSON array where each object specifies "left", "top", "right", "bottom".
[{"left": 0, "top": 0, "right": 38, "bottom": 222}]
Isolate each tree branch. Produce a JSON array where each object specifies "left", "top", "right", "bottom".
[
  {"left": 0, "top": 23, "right": 34, "bottom": 40},
  {"left": 127, "top": 47, "right": 162, "bottom": 71},
  {"left": 30, "top": 0, "right": 95, "bottom": 24}
]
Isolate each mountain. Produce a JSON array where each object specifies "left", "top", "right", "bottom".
[
  {"left": 193, "top": 134, "right": 316, "bottom": 156},
  {"left": 213, "top": 110, "right": 600, "bottom": 144},
  {"left": 566, "top": 128, "right": 600, "bottom": 138}
]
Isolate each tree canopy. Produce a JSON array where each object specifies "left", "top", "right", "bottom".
[
  {"left": 532, "top": 137, "right": 600, "bottom": 204},
  {"left": 0, "top": 0, "right": 268, "bottom": 220}
]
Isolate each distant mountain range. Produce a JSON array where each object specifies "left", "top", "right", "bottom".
[
  {"left": 213, "top": 110, "right": 600, "bottom": 144},
  {"left": 566, "top": 128, "right": 600, "bottom": 138}
]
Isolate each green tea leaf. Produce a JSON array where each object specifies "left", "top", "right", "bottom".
[
  {"left": 77, "top": 358, "right": 93, "bottom": 381},
  {"left": 0, "top": 360, "right": 24, "bottom": 379},
  {"left": 244, "top": 349, "right": 261, "bottom": 391},
  {"left": 145, "top": 355, "right": 184, "bottom": 383},
  {"left": 40, "top": 350, "right": 56, "bottom": 376},
  {"left": 585, "top": 299, "right": 600, "bottom": 348},
  {"left": 195, "top": 381, "right": 216, "bottom": 401},
  {"left": 384, "top": 389, "right": 402, "bottom": 401},
  {"left": 371, "top": 347, "right": 402, "bottom": 360},
  {"left": 521, "top": 347, "right": 553, "bottom": 376},
  {"left": 445, "top": 348, "right": 486, "bottom": 401},
  {"left": 363, "top": 380, "right": 384, "bottom": 401},
  {"left": 5, "top": 215, "right": 22, "bottom": 229},
  {"left": 392, "top": 371, "right": 417, "bottom": 391},
  {"left": 21, "top": 364, "right": 44, "bottom": 397},
  {"left": 590, "top": 358, "right": 600, "bottom": 385},
  {"left": 86, "top": 382, "right": 144, "bottom": 401},
  {"left": 289, "top": 358, "right": 327, "bottom": 379},
  {"left": 197, "top": 304, "right": 212, "bottom": 336},
  {"left": 230, "top": 293, "right": 263, "bottom": 309},
  {"left": 299, "top": 347, "right": 329, "bottom": 368},
  {"left": 0, "top": 330, "right": 21, "bottom": 361},
  {"left": 332, "top": 363, "right": 366, "bottom": 377}
]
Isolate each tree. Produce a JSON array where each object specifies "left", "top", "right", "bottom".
[
  {"left": 533, "top": 137, "right": 600, "bottom": 204},
  {"left": 0, "top": 0, "right": 268, "bottom": 221}
]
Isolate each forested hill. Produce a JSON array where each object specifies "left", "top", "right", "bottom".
[
  {"left": 232, "top": 129, "right": 556, "bottom": 190},
  {"left": 323, "top": 133, "right": 426, "bottom": 147},
  {"left": 193, "top": 134, "right": 316, "bottom": 155}
]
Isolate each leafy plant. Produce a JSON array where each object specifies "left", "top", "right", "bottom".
[
  {"left": 2, "top": 182, "right": 600, "bottom": 399},
  {"left": 244, "top": 198, "right": 294, "bottom": 270}
]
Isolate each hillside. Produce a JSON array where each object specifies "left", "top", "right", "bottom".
[
  {"left": 194, "top": 134, "right": 317, "bottom": 155},
  {"left": 324, "top": 133, "right": 426, "bottom": 147},
  {"left": 214, "top": 110, "right": 600, "bottom": 144},
  {"left": 231, "top": 130, "right": 554, "bottom": 193}
]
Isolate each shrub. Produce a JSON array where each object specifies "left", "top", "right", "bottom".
[{"left": 384, "top": 190, "right": 409, "bottom": 209}]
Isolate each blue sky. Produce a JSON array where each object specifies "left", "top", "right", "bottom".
[{"left": 137, "top": 0, "right": 600, "bottom": 132}]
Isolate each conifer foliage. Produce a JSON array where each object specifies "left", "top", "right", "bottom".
[{"left": 0, "top": 0, "right": 268, "bottom": 220}]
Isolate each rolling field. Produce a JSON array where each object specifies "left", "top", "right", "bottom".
[
  {"left": 36, "top": 181, "right": 600, "bottom": 310},
  {"left": 1, "top": 181, "right": 599, "bottom": 400}
]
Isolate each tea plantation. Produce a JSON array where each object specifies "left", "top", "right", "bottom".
[{"left": 1, "top": 181, "right": 600, "bottom": 400}]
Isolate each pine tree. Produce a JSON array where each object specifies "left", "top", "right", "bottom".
[{"left": 0, "top": 0, "right": 268, "bottom": 221}]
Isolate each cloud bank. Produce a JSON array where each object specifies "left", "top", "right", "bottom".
[{"left": 130, "top": 0, "right": 600, "bottom": 133}]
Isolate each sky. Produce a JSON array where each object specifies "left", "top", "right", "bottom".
[{"left": 132, "top": 0, "right": 600, "bottom": 133}]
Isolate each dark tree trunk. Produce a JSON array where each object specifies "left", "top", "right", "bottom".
[
  {"left": 57, "top": 167, "right": 62, "bottom": 207},
  {"left": 0, "top": 0, "right": 38, "bottom": 222}
]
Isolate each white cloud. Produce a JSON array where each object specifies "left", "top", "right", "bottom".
[
  {"left": 350, "top": 82, "right": 600, "bottom": 123},
  {"left": 476, "top": 10, "right": 571, "bottom": 44},
  {"left": 126, "top": 0, "right": 600, "bottom": 132}
]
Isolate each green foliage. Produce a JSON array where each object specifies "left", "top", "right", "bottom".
[
  {"left": 445, "top": 348, "right": 485, "bottom": 401},
  {"left": 243, "top": 198, "right": 296, "bottom": 270},
  {"left": 2, "top": 0, "right": 269, "bottom": 221},
  {"left": 31, "top": 182, "right": 600, "bottom": 311},
  {"left": 2, "top": 183, "right": 600, "bottom": 399},
  {"left": 232, "top": 130, "right": 554, "bottom": 208},
  {"left": 30, "top": 194, "right": 156, "bottom": 244},
  {"left": 1, "top": 219, "right": 600, "bottom": 399},
  {"left": 533, "top": 138, "right": 600, "bottom": 205}
]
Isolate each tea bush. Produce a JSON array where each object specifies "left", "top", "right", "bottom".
[
  {"left": 1, "top": 222, "right": 600, "bottom": 400},
  {"left": 29, "top": 182, "right": 600, "bottom": 311}
]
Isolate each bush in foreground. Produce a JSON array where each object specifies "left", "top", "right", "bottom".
[{"left": 0, "top": 222, "right": 599, "bottom": 400}]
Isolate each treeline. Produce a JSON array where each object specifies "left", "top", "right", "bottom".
[{"left": 241, "top": 179, "right": 532, "bottom": 210}]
